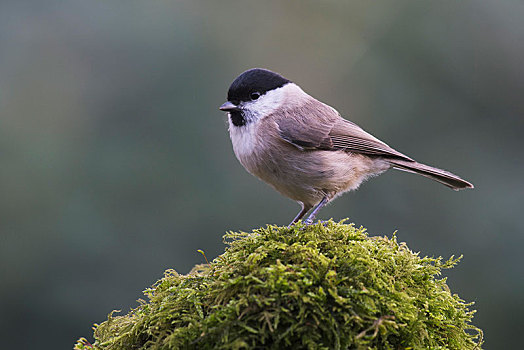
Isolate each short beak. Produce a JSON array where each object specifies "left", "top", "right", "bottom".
[{"left": 219, "top": 101, "right": 240, "bottom": 112}]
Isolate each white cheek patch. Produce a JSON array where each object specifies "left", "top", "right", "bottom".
[
  {"left": 242, "top": 83, "right": 300, "bottom": 122},
  {"left": 227, "top": 83, "right": 308, "bottom": 158}
]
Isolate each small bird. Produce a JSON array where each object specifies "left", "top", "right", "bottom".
[{"left": 219, "top": 68, "right": 473, "bottom": 225}]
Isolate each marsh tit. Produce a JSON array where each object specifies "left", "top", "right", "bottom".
[{"left": 219, "top": 68, "right": 473, "bottom": 225}]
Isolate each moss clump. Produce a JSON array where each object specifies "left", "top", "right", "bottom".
[{"left": 75, "top": 220, "right": 483, "bottom": 350}]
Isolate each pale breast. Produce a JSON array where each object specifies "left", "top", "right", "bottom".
[{"left": 228, "top": 120, "right": 262, "bottom": 174}]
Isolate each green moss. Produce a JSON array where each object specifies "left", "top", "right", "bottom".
[{"left": 75, "top": 220, "right": 483, "bottom": 350}]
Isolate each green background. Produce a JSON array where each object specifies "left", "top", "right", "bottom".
[{"left": 1, "top": 1, "right": 522, "bottom": 349}]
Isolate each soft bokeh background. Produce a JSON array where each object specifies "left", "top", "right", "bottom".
[{"left": 1, "top": 1, "right": 522, "bottom": 348}]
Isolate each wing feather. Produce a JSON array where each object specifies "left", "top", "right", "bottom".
[{"left": 275, "top": 104, "right": 413, "bottom": 161}]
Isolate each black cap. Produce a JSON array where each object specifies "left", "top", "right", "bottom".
[{"left": 227, "top": 68, "right": 291, "bottom": 103}]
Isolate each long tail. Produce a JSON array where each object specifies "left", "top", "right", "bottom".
[{"left": 388, "top": 159, "right": 474, "bottom": 191}]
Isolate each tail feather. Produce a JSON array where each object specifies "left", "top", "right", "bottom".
[{"left": 388, "top": 159, "right": 474, "bottom": 191}]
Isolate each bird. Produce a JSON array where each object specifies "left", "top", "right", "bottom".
[{"left": 219, "top": 68, "right": 473, "bottom": 225}]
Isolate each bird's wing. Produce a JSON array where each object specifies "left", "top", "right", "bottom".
[
  {"left": 328, "top": 119, "right": 413, "bottom": 160},
  {"left": 276, "top": 107, "right": 413, "bottom": 161}
]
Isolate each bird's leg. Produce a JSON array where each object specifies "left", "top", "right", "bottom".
[
  {"left": 289, "top": 203, "right": 311, "bottom": 226},
  {"left": 303, "top": 196, "right": 329, "bottom": 225}
]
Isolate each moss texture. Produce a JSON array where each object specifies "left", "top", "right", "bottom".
[{"left": 75, "top": 220, "right": 483, "bottom": 350}]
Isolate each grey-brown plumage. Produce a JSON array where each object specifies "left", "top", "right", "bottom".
[{"left": 220, "top": 68, "right": 473, "bottom": 225}]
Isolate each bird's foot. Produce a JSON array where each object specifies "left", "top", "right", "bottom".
[
  {"left": 302, "top": 218, "right": 314, "bottom": 226},
  {"left": 298, "top": 219, "right": 328, "bottom": 227}
]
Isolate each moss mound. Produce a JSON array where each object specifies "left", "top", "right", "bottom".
[{"left": 75, "top": 220, "right": 482, "bottom": 350}]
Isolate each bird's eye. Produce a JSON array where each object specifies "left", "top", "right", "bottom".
[{"left": 250, "top": 92, "right": 261, "bottom": 100}]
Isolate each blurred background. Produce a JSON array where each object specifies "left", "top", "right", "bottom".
[{"left": 0, "top": 1, "right": 522, "bottom": 348}]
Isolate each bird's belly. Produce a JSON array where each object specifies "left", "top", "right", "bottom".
[
  {"left": 248, "top": 148, "right": 388, "bottom": 206},
  {"left": 229, "top": 124, "right": 389, "bottom": 206}
]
